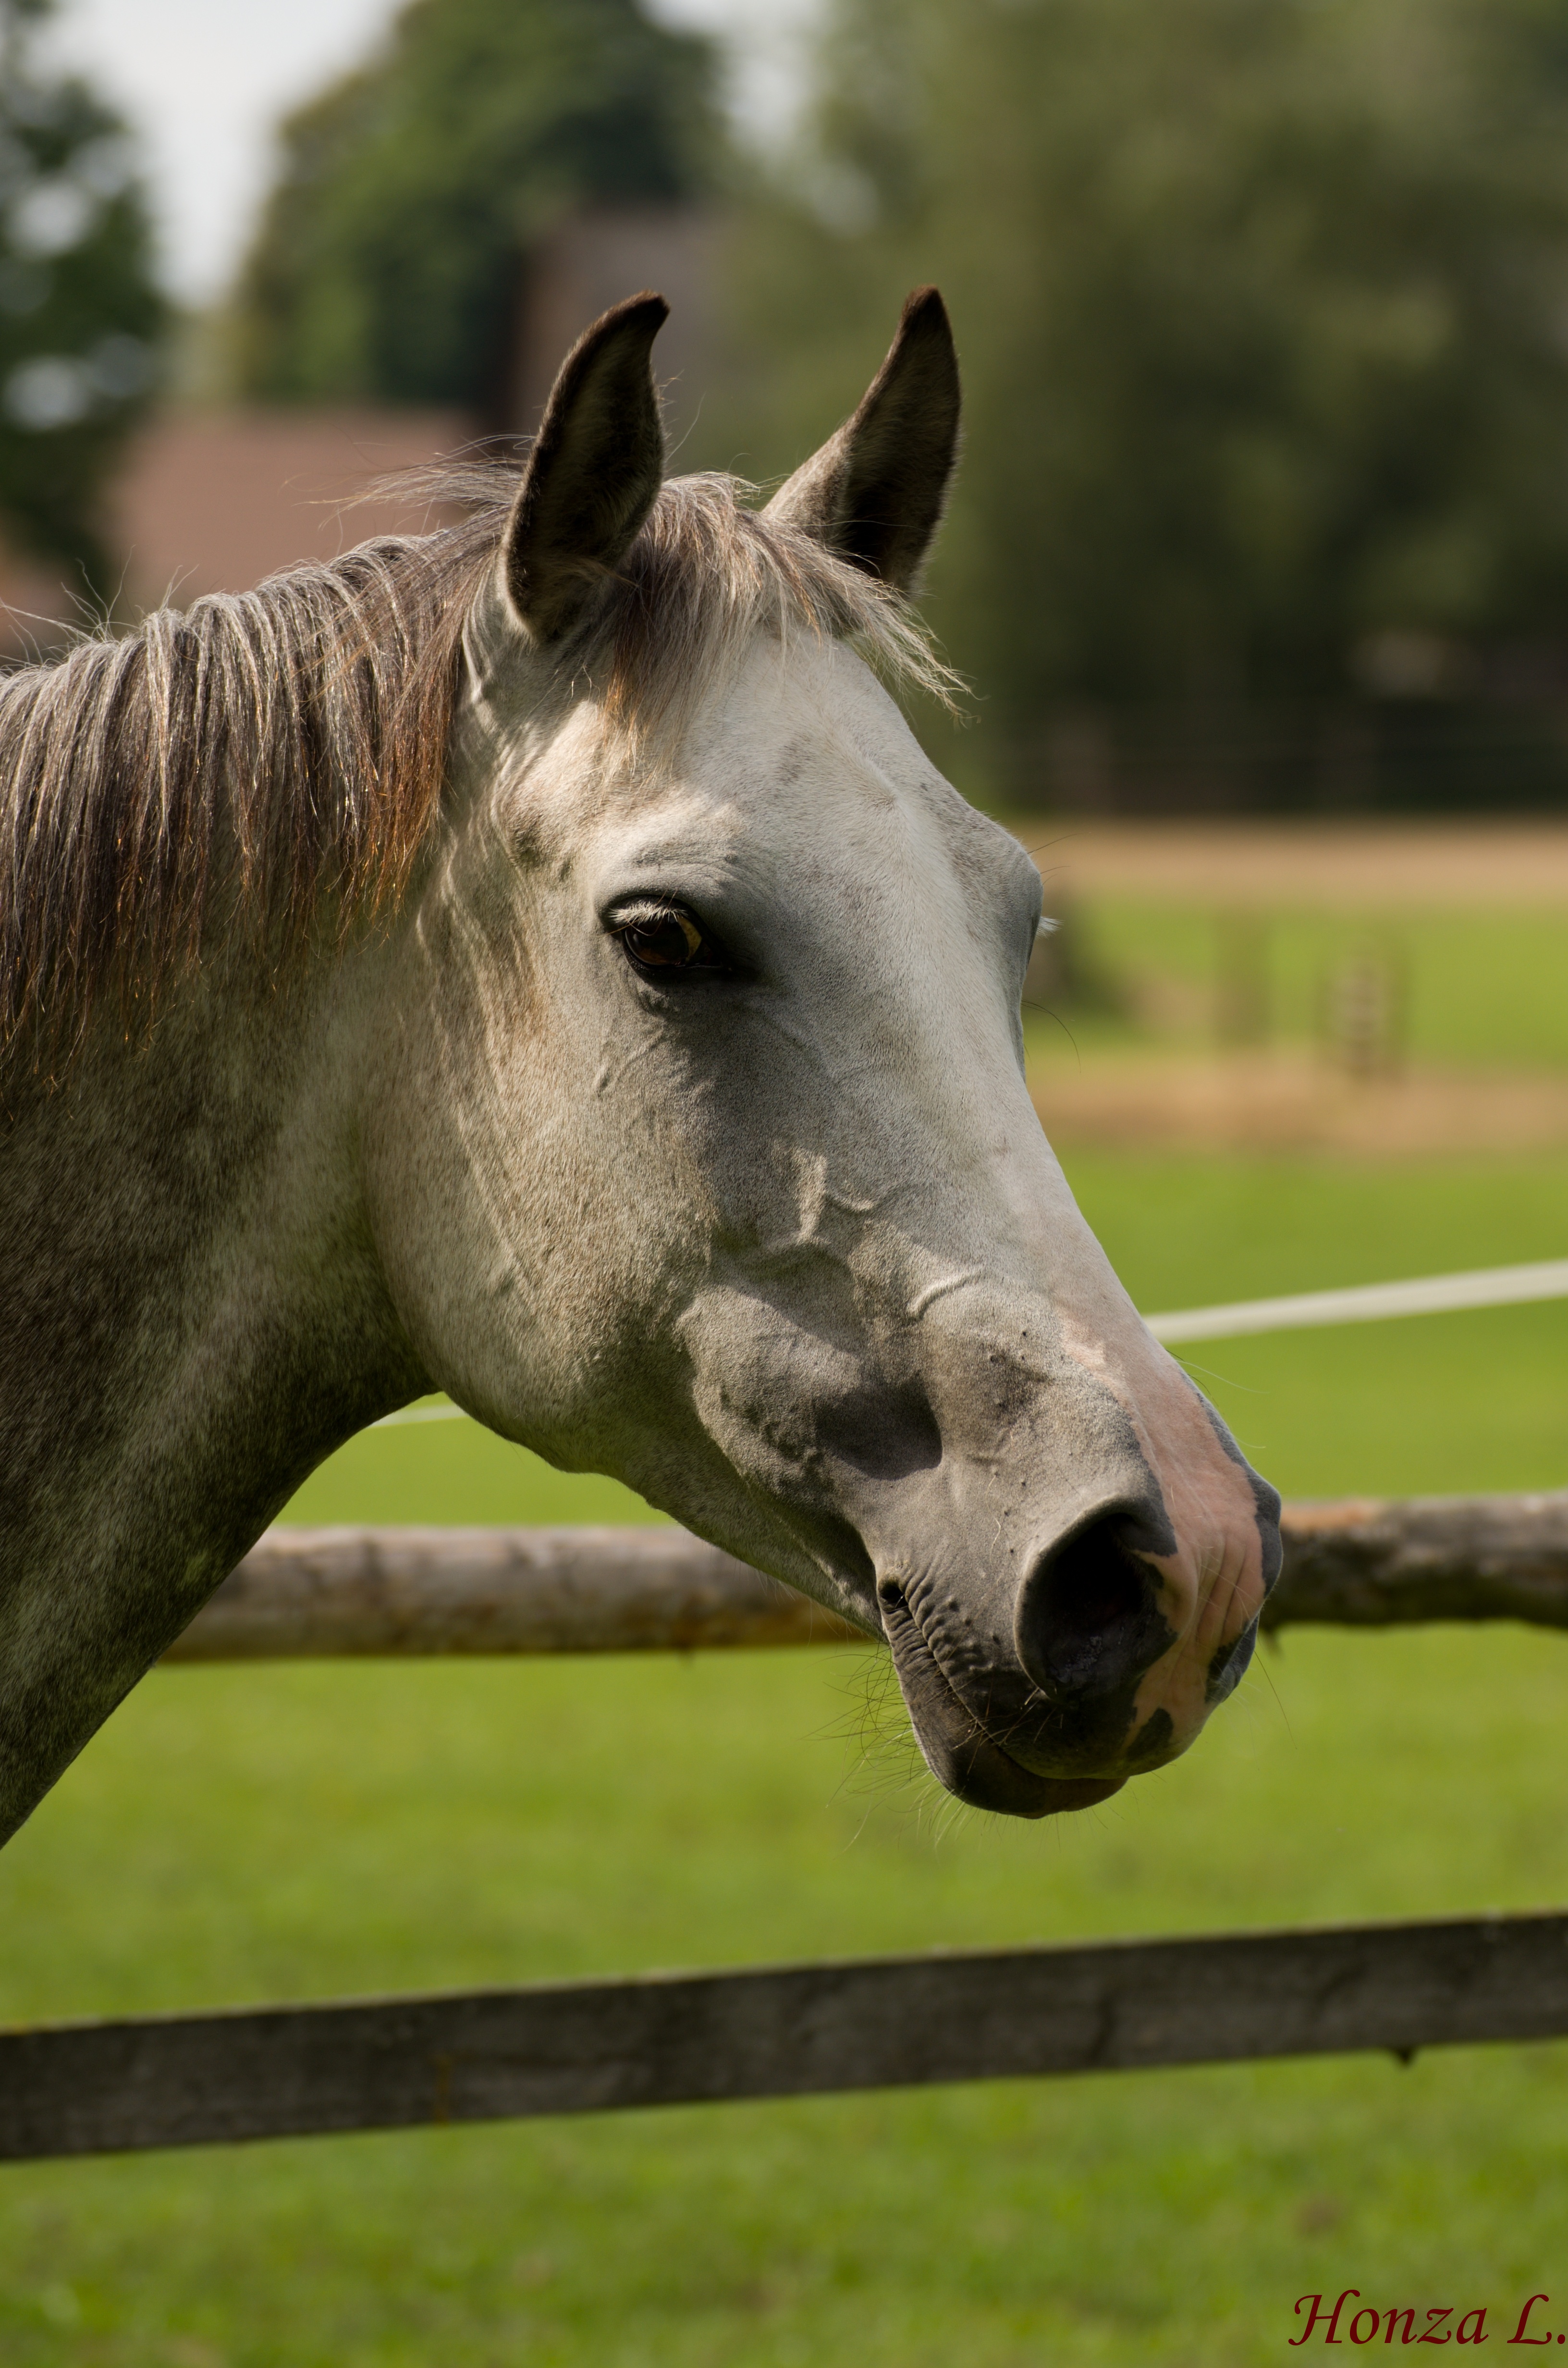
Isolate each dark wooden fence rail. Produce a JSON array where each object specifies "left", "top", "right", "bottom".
[
  {"left": 5, "top": 1914, "right": 1568, "bottom": 2161},
  {"left": 162, "top": 1492, "right": 1568, "bottom": 1662}
]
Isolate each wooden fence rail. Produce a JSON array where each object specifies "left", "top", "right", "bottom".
[
  {"left": 162, "top": 1492, "right": 1568, "bottom": 1662},
  {"left": 12, "top": 1492, "right": 1555, "bottom": 2164},
  {"left": 5, "top": 1912, "right": 1568, "bottom": 2160}
]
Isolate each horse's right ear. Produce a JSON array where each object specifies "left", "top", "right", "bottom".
[
  {"left": 761, "top": 287, "right": 961, "bottom": 595},
  {"left": 502, "top": 292, "right": 669, "bottom": 642}
]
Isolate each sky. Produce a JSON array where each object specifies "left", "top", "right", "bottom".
[{"left": 39, "top": 0, "right": 819, "bottom": 308}]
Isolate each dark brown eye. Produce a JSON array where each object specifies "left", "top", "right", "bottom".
[{"left": 614, "top": 908, "right": 729, "bottom": 974}]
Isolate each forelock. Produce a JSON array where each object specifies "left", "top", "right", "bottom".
[{"left": 587, "top": 474, "right": 960, "bottom": 743}]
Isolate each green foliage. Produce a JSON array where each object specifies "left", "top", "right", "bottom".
[
  {"left": 0, "top": 0, "right": 164, "bottom": 596},
  {"left": 726, "top": 0, "right": 1568, "bottom": 798},
  {"left": 233, "top": 0, "right": 718, "bottom": 408}
]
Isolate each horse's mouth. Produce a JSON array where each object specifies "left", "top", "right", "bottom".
[{"left": 878, "top": 1581, "right": 1127, "bottom": 1820}]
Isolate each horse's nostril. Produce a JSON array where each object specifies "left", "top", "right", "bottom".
[{"left": 1016, "top": 1512, "right": 1175, "bottom": 1700}]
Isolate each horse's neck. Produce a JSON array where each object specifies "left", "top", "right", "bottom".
[{"left": 0, "top": 953, "right": 424, "bottom": 1841}]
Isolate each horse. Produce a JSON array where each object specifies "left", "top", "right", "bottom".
[{"left": 0, "top": 288, "right": 1279, "bottom": 1846}]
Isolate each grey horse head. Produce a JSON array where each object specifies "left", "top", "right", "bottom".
[
  {"left": 362, "top": 289, "right": 1282, "bottom": 1816},
  {"left": 0, "top": 289, "right": 1278, "bottom": 1842}
]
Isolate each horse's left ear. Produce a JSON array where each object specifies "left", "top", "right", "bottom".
[
  {"left": 503, "top": 291, "right": 669, "bottom": 642},
  {"left": 761, "top": 287, "right": 960, "bottom": 594}
]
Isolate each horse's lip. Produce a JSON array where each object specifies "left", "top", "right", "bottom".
[
  {"left": 969, "top": 1763, "right": 1127, "bottom": 1818},
  {"left": 879, "top": 1580, "right": 1128, "bottom": 1820}
]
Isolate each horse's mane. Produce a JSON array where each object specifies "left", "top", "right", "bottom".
[{"left": 0, "top": 461, "right": 953, "bottom": 1070}]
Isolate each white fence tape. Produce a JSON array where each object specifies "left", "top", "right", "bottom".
[
  {"left": 1145, "top": 1258, "right": 1568, "bottom": 1346},
  {"left": 370, "top": 1259, "right": 1568, "bottom": 1427}
]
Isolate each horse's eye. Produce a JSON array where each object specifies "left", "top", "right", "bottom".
[{"left": 616, "top": 909, "right": 724, "bottom": 974}]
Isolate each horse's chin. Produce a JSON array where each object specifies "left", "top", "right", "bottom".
[
  {"left": 880, "top": 1583, "right": 1128, "bottom": 1819},
  {"left": 949, "top": 1756, "right": 1127, "bottom": 1820},
  {"left": 909, "top": 1692, "right": 1128, "bottom": 1818}
]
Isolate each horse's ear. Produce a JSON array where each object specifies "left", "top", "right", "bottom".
[
  {"left": 761, "top": 287, "right": 960, "bottom": 594},
  {"left": 502, "top": 292, "right": 669, "bottom": 641}
]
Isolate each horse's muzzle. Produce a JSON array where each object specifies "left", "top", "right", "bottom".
[
  {"left": 876, "top": 1492, "right": 1260, "bottom": 1818},
  {"left": 878, "top": 1569, "right": 1129, "bottom": 1816}
]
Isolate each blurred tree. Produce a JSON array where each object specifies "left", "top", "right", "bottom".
[
  {"left": 232, "top": 0, "right": 718, "bottom": 411},
  {"left": 0, "top": 0, "right": 165, "bottom": 604},
  {"left": 727, "top": 0, "right": 1568, "bottom": 805}
]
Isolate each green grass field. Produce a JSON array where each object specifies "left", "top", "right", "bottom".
[{"left": 3, "top": 987, "right": 1568, "bottom": 2360}]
